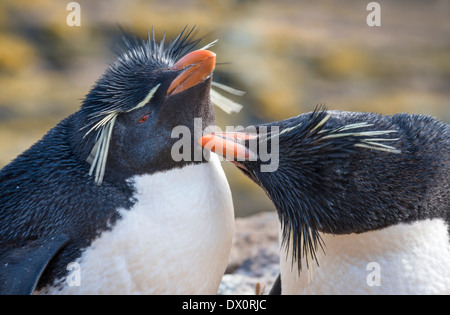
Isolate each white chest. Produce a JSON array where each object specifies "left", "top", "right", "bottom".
[
  {"left": 280, "top": 219, "right": 450, "bottom": 294},
  {"left": 44, "top": 154, "right": 234, "bottom": 295}
]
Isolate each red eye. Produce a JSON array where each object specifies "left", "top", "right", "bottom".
[{"left": 138, "top": 114, "right": 150, "bottom": 124}]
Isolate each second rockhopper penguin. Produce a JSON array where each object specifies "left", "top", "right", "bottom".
[{"left": 200, "top": 107, "right": 450, "bottom": 294}]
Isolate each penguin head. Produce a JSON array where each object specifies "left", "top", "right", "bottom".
[
  {"left": 198, "top": 114, "right": 327, "bottom": 269},
  {"left": 73, "top": 28, "right": 217, "bottom": 184},
  {"left": 198, "top": 107, "right": 408, "bottom": 270}
]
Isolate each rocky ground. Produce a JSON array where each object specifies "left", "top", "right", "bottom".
[{"left": 219, "top": 211, "right": 281, "bottom": 295}]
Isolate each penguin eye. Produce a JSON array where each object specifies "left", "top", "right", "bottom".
[{"left": 138, "top": 114, "right": 150, "bottom": 124}]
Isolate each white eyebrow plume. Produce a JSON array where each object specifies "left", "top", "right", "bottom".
[
  {"left": 127, "top": 84, "right": 161, "bottom": 113},
  {"left": 197, "top": 38, "right": 246, "bottom": 115},
  {"left": 210, "top": 82, "right": 245, "bottom": 115},
  {"left": 199, "top": 39, "right": 219, "bottom": 50},
  {"left": 85, "top": 84, "right": 162, "bottom": 185}
]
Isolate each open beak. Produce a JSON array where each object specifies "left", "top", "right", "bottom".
[
  {"left": 167, "top": 50, "right": 216, "bottom": 96},
  {"left": 198, "top": 132, "right": 258, "bottom": 162}
]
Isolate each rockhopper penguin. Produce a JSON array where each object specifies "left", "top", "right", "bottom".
[
  {"left": 0, "top": 28, "right": 236, "bottom": 295},
  {"left": 199, "top": 107, "right": 450, "bottom": 294}
]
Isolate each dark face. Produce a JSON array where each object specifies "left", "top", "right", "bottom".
[
  {"left": 73, "top": 31, "right": 217, "bottom": 183},
  {"left": 109, "top": 77, "right": 215, "bottom": 178}
]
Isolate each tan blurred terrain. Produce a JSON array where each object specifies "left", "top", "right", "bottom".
[{"left": 0, "top": 0, "right": 449, "bottom": 216}]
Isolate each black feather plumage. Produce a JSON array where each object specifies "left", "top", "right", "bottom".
[
  {"left": 237, "top": 107, "right": 450, "bottom": 272},
  {"left": 0, "top": 26, "right": 216, "bottom": 292},
  {"left": 82, "top": 26, "right": 200, "bottom": 127}
]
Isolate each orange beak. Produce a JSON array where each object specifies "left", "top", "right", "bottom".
[
  {"left": 167, "top": 50, "right": 216, "bottom": 96},
  {"left": 197, "top": 132, "right": 258, "bottom": 161}
]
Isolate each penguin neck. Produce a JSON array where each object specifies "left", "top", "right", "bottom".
[{"left": 279, "top": 218, "right": 450, "bottom": 294}]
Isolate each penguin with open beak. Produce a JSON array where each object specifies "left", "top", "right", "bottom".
[
  {"left": 199, "top": 107, "right": 450, "bottom": 294},
  {"left": 0, "top": 28, "right": 235, "bottom": 295}
]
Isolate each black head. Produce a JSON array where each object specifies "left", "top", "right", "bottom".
[
  {"left": 72, "top": 27, "right": 217, "bottom": 184},
  {"left": 200, "top": 107, "right": 449, "bottom": 271},
  {"left": 200, "top": 108, "right": 347, "bottom": 268}
]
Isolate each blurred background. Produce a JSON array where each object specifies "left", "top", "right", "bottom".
[{"left": 0, "top": 0, "right": 449, "bottom": 216}]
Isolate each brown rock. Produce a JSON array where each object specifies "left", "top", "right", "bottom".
[{"left": 220, "top": 211, "right": 280, "bottom": 295}]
